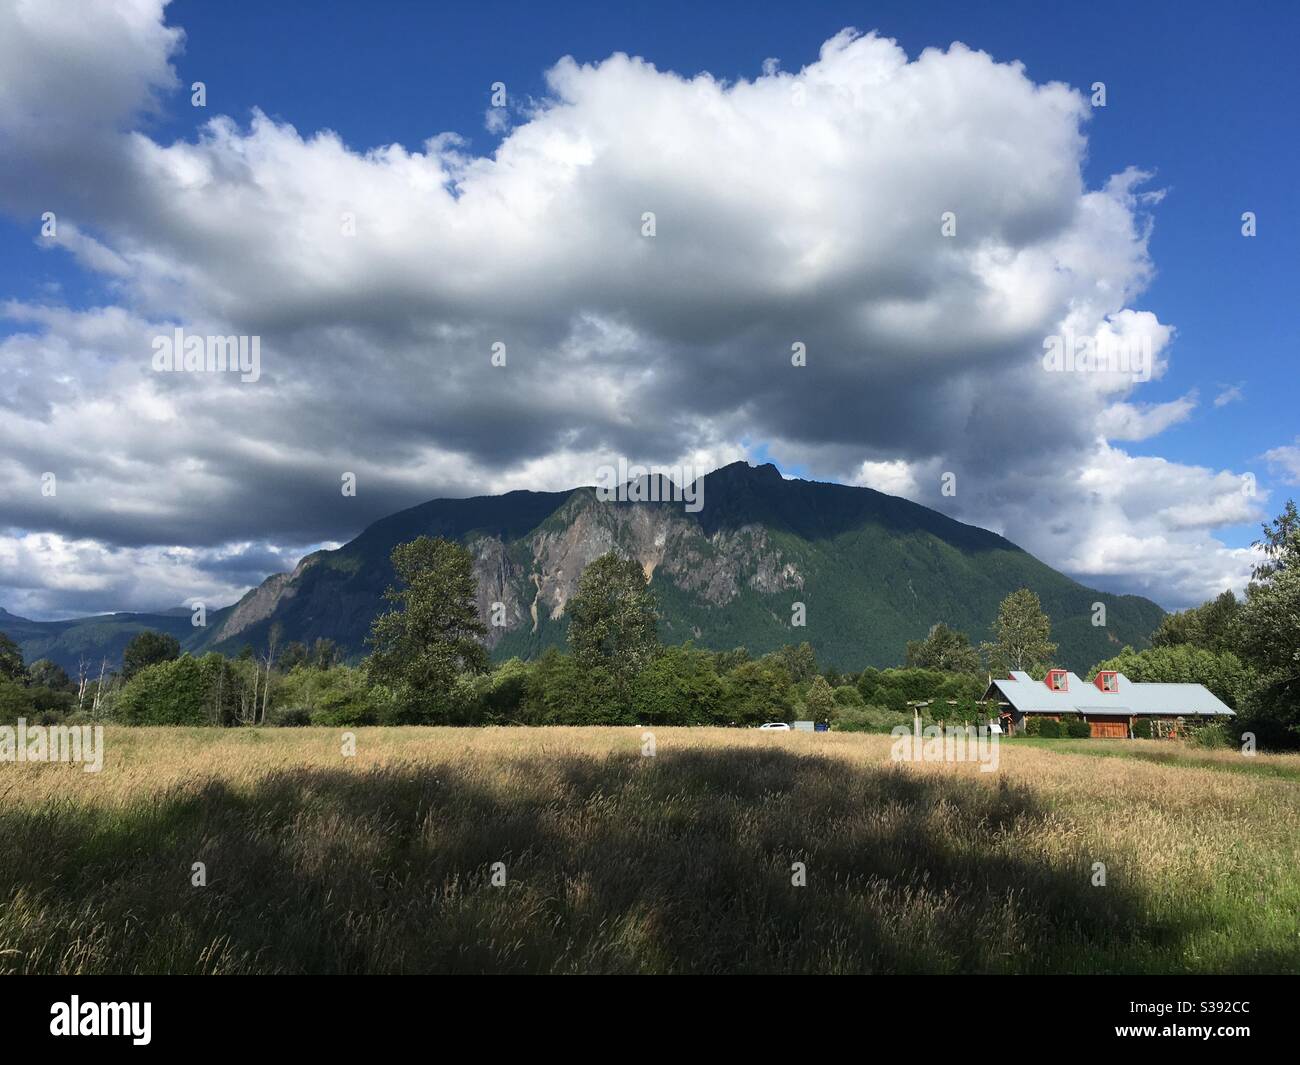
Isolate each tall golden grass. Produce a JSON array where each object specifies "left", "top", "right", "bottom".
[{"left": 2, "top": 728, "right": 1297, "bottom": 973}]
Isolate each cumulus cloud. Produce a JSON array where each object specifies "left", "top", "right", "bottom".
[
  {"left": 1264, "top": 439, "right": 1300, "bottom": 486},
  {"left": 1096, "top": 392, "right": 1197, "bottom": 441},
  {"left": 0, "top": 529, "right": 327, "bottom": 619},
  {"left": 0, "top": 3, "right": 1267, "bottom": 615},
  {"left": 853, "top": 459, "right": 923, "bottom": 499}
]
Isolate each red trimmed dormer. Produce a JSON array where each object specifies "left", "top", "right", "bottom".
[
  {"left": 1095, "top": 670, "right": 1119, "bottom": 693},
  {"left": 1045, "top": 669, "right": 1069, "bottom": 692}
]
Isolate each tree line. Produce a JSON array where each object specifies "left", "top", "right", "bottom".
[{"left": 2, "top": 500, "right": 1294, "bottom": 746}]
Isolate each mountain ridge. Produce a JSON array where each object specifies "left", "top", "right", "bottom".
[{"left": 2, "top": 462, "right": 1163, "bottom": 674}]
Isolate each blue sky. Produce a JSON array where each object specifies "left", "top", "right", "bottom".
[{"left": 0, "top": 0, "right": 1296, "bottom": 615}]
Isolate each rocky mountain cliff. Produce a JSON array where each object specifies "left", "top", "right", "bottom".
[
  {"left": 156, "top": 462, "right": 1163, "bottom": 672},
  {"left": 3, "top": 463, "right": 1164, "bottom": 673}
]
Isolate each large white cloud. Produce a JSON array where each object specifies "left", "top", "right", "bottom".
[{"left": 0, "top": 1, "right": 1273, "bottom": 616}]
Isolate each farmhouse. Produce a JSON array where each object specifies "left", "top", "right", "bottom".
[{"left": 981, "top": 669, "right": 1234, "bottom": 739}]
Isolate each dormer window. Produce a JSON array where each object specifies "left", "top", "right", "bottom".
[
  {"left": 1046, "top": 669, "right": 1068, "bottom": 692},
  {"left": 1096, "top": 671, "right": 1119, "bottom": 693}
]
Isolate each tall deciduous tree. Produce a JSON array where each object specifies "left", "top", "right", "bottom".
[
  {"left": 1089, "top": 644, "right": 1251, "bottom": 709},
  {"left": 566, "top": 552, "right": 660, "bottom": 685},
  {"left": 26, "top": 658, "right": 72, "bottom": 691},
  {"left": 772, "top": 642, "right": 819, "bottom": 684},
  {"left": 122, "top": 630, "right": 181, "bottom": 679},
  {"left": 1236, "top": 500, "right": 1300, "bottom": 740},
  {"left": 366, "top": 536, "right": 489, "bottom": 718},
  {"left": 1250, "top": 499, "right": 1299, "bottom": 582},
  {"left": 981, "top": 588, "right": 1057, "bottom": 677},
  {"left": 905, "top": 622, "right": 982, "bottom": 673}
]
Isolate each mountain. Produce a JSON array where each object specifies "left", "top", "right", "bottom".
[
  {"left": 1, "top": 463, "right": 1164, "bottom": 674},
  {"left": 0, "top": 606, "right": 195, "bottom": 677}
]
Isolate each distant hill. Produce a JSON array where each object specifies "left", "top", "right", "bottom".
[
  {"left": 0, "top": 606, "right": 194, "bottom": 677},
  {"left": 1, "top": 463, "right": 1164, "bottom": 674}
]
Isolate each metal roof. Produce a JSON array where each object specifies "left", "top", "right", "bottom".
[{"left": 987, "top": 671, "right": 1234, "bottom": 717}]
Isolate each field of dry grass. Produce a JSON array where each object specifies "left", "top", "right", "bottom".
[{"left": 2, "top": 727, "right": 1298, "bottom": 974}]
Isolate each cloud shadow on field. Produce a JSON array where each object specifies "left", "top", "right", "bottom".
[{"left": 0, "top": 744, "right": 1243, "bottom": 974}]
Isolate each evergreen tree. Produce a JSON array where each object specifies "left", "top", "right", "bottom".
[{"left": 803, "top": 674, "right": 836, "bottom": 723}]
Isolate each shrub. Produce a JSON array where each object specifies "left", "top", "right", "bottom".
[
  {"left": 1132, "top": 718, "right": 1156, "bottom": 739},
  {"left": 1232, "top": 694, "right": 1299, "bottom": 751},
  {"left": 269, "top": 706, "right": 312, "bottom": 727},
  {"left": 830, "top": 703, "right": 913, "bottom": 733},
  {"left": 276, "top": 665, "right": 382, "bottom": 727},
  {"left": 523, "top": 648, "right": 629, "bottom": 725},
  {"left": 832, "top": 685, "right": 863, "bottom": 707},
  {"left": 115, "top": 655, "right": 216, "bottom": 725},
  {"left": 1065, "top": 720, "right": 1091, "bottom": 739},
  {"left": 0, "top": 676, "right": 34, "bottom": 724},
  {"left": 855, "top": 668, "right": 985, "bottom": 713},
  {"left": 1188, "top": 720, "right": 1231, "bottom": 749},
  {"left": 1037, "top": 718, "right": 1062, "bottom": 738},
  {"left": 475, "top": 658, "right": 532, "bottom": 723}
]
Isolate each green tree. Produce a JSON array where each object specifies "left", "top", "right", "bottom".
[
  {"left": 905, "top": 622, "right": 982, "bottom": 673},
  {"left": 712, "top": 647, "right": 751, "bottom": 673},
  {"left": 771, "top": 642, "right": 818, "bottom": 684},
  {"left": 116, "top": 654, "right": 232, "bottom": 725},
  {"left": 0, "top": 676, "right": 36, "bottom": 722},
  {"left": 0, "top": 631, "right": 25, "bottom": 681},
  {"left": 855, "top": 667, "right": 983, "bottom": 713},
  {"left": 1150, "top": 590, "right": 1240, "bottom": 653},
  {"left": 522, "top": 648, "right": 624, "bottom": 725},
  {"left": 26, "top": 658, "right": 72, "bottom": 691},
  {"left": 275, "top": 663, "right": 382, "bottom": 727},
  {"left": 981, "top": 589, "right": 1057, "bottom": 677},
  {"left": 566, "top": 552, "right": 660, "bottom": 685},
  {"left": 803, "top": 674, "right": 836, "bottom": 723},
  {"left": 311, "top": 637, "right": 340, "bottom": 669},
  {"left": 278, "top": 641, "right": 309, "bottom": 671},
  {"left": 1250, "top": 499, "right": 1299, "bottom": 582},
  {"left": 1235, "top": 501, "right": 1300, "bottom": 743},
  {"left": 631, "top": 643, "right": 724, "bottom": 725},
  {"left": 365, "top": 536, "right": 489, "bottom": 720},
  {"left": 470, "top": 658, "right": 532, "bottom": 724},
  {"left": 122, "top": 630, "right": 181, "bottom": 680},
  {"left": 1090, "top": 644, "right": 1251, "bottom": 709},
  {"left": 722, "top": 660, "right": 795, "bottom": 725}
]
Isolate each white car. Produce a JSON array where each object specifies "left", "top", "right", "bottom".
[{"left": 758, "top": 722, "right": 791, "bottom": 731}]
